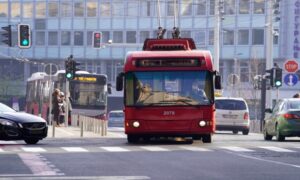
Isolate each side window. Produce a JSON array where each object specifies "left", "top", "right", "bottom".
[{"left": 272, "top": 101, "right": 283, "bottom": 115}]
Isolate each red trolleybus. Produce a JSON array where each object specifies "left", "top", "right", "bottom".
[
  {"left": 116, "top": 38, "right": 221, "bottom": 143},
  {"left": 26, "top": 70, "right": 110, "bottom": 123}
]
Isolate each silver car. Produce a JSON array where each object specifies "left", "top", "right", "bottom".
[{"left": 108, "top": 110, "right": 124, "bottom": 127}]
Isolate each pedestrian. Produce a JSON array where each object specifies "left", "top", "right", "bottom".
[
  {"left": 58, "top": 92, "right": 66, "bottom": 126},
  {"left": 66, "top": 92, "right": 73, "bottom": 125},
  {"left": 51, "top": 88, "right": 62, "bottom": 127},
  {"left": 293, "top": 93, "right": 300, "bottom": 98}
]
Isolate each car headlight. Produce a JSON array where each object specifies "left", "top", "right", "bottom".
[{"left": 0, "top": 119, "right": 17, "bottom": 127}]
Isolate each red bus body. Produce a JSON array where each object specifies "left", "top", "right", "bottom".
[{"left": 120, "top": 38, "right": 217, "bottom": 143}]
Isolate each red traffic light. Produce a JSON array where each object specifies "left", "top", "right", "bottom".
[{"left": 93, "top": 32, "right": 102, "bottom": 48}]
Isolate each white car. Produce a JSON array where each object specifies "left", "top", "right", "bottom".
[
  {"left": 215, "top": 97, "right": 250, "bottom": 135},
  {"left": 108, "top": 110, "right": 124, "bottom": 127}
]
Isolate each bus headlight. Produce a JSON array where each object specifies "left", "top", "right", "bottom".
[
  {"left": 133, "top": 121, "right": 140, "bottom": 128},
  {"left": 199, "top": 121, "right": 206, "bottom": 127}
]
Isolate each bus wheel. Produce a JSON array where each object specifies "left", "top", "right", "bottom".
[
  {"left": 202, "top": 134, "right": 212, "bottom": 143},
  {"left": 193, "top": 136, "right": 201, "bottom": 140},
  {"left": 127, "top": 135, "right": 139, "bottom": 143}
]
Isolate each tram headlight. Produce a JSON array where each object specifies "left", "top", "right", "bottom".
[
  {"left": 133, "top": 121, "right": 140, "bottom": 128},
  {"left": 199, "top": 121, "right": 206, "bottom": 127}
]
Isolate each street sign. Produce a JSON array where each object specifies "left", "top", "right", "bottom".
[
  {"left": 284, "top": 73, "right": 298, "bottom": 86},
  {"left": 44, "top": 63, "right": 58, "bottom": 75},
  {"left": 227, "top": 74, "right": 239, "bottom": 86},
  {"left": 284, "top": 59, "right": 298, "bottom": 73}
]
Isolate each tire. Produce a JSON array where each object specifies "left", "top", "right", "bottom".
[
  {"left": 232, "top": 130, "right": 238, "bottom": 134},
  {"left": 202, "top": 134, "right": 212, "bottom": 143},
  {"left": 276, "top": 126, "right": 285, "bottom": 141},
  {"left": 263, "top": 128, "right": 273, "bottom": 141},
  {"left": 127, "top": 135, "right": 139, "bottom": 143},
  {"left": 242, "top": 129, "right": 249, "bottom": 135},
  {"left": 24, "top": 139, "right": 39, "bottom": 145},
  {"left": 193, "top": 136, "right": 201, "bottom": 140}
]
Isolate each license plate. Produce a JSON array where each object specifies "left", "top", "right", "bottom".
[{"left": 223, "top": 114, "right": 238, "bottom": 119}]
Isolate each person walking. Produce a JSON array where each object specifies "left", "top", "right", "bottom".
[
  {"left": 58, "top": 92, "right": 67, "bottom": 126},
  {"left": 51, "top": 88, "right": 62, "bottom": 127}
]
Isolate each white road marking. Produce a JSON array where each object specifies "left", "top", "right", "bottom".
[
  {"left": 259, "top": 146, "right": 296, "bottom": 152},
  {"left": 140, "top": 146, "right": 169, "bottom": 151},
  {"left": 61, "top": 147, "right": 88, "bottom": 152},
  {"left": 0, "top": 140, "right": 17, "bottom": 144},
  {"left": 0, "top": 176, "right": 150, "bottom": 179},
  {"left": 22, "top": 147, "right": 46, "bottom": 153},
  {"left": 54, "top": 127, "right": 75, "bottom": 136},
  {"left": 101, "top": 147, "right": 130, "bottom": 152},
  {"left": 180, "top": 146, "right": 211, "bottom": 151},
  {"left": 221, "top": 146, "right": 254, "bottom": 152},
  {"left": 0, "top": 148, "right": 3, "bottom": 152}
]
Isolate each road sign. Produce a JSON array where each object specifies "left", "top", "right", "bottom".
[
  {"left": 284, "top": 59, "right": 298, "bottom": 73},
  {"left": 227, "top": 74, "right": 239, "bottom": 86},
  {"left": 284, "top": 74, "right": 298, "bottom": 86},
  {"left": 44, "top": 63, "right": 58, "bottom": 75}
]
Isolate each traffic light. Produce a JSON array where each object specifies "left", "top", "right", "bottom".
[
  {"left": 18, "top": 24, "right": 31, "bottom": 48},
  {"left": 71, "top": 60, "right": 81, "bottom": 74},
  {"left": 65, "top": 60, "right": 74, "bottom": 80},
  {"left": 2, "top": 25, "right": 12, "bottom": 47},
  {"left": 274, "top": 68, "right": 283, "bottom": 88},
  {"left": 265, "top": 68, "right": 274, "bottom": 87},
  {"left": 93, "top": 32, "right": 102, "bottom": 48}
]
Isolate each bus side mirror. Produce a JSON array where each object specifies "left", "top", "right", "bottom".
[
  {"left": 215, "top": 74, "right": 222, "bottom": 90},
  {"left": 116, "top": 72, "right": 124, "bottom": 91},
  {"left": 107, "top": 83, "right": 112, "bottom": 94}
]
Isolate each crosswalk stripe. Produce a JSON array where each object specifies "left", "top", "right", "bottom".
[
  {"left": 61, "top": 147, "right": 88, "bottom": 152},
  {"left": 0, "top": 148, "right": 4, "bottom": 152},
  {"left": 0, "top": 140, "right": 17, "bottom": 144},
  {"left": 259, "top": 146, "right": 296, "bottom": 152},
  {"left": 221, "top": 146, "right": 254, "bottom": 152},
  {"left": 100, "top": 147, "right": 130, "bottom": 152},
  {"left": 180, "top": 146, "right": 211, "bottom": 151},
  {"left": 22, "top": 147, "right": 46, "bottom": 152},
  {"left": 140, "top": 146, "right": 169, "bottom": 151}
]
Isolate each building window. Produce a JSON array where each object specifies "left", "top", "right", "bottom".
[
  {"left": 61, "top": 2, "right": 72, "bottom": 17},
  {"left": 224, "top": 0, "right": 235, "bottom": 15},
  {"left": 126, "top": 31, "right": 136, "bottom": 43},
  {"left": 253, "top": 0, "right": 265, "bottom": 14},
  {"left": 252, "top": 29, "right": 264, "bottom": 45},
  {"left": 209, "top": 30, "right": 214, "bottom": 45},
  {"left": 0, "top": 2, "right": 8, "bottom": 17},
  {"left": 35, "top": 19, "right": 46, "bottom": 30},
  {"left": 181, "top": 0, "right": 192, "bottom": 16},
  {"left": 240, "top": 62, "right": 249, "bottom": 82},
  {"left": 11, "top": 2, "right": 20, "bottom": 18},
  {"left": 113, "top": 31, "right": 123, "bottom": 43},
  {"left": 74, "top": 2, "right": 84, "bottom": 17},
  {"left": 209, "top": 0, "right": 215, "bottom": 15},
  {"left": 141, "top": 1, "right": 151, "bottom": 17},
  {"left": 127, "top": 1, "right": 138, "bottom": 17},
  {"left": 195, "top": 0, "right": 206, "bottom": 15},
  {"left": 273, "top": 29, "right": 279, "bottom": 45},
  {"left": 49, "top": 2, "right": 59, "bottom": 17},
  {"left": 23, "top": 2, "right": 33, "bottom": 18},
  {"left": 87, "top": 1, "right": 97, "bottom": 17},
  {"left": 48, "top": 32, "right": 58, "bottom": 46},
  {"left": 101, "top": 31, "right": 110, "bottom": 44},
  {"left": 36, "top": 2, "right": 46, "bottom": 18},
  {"left": 112, "top": 1, "right": 124, "bottom": 16},
  {"left": 181, "top": 31, "right": 191, "bottom": 38},
  {"left": 74, "top": 31, "right": 83, "bottom": 46},
  {"left": 223, "top": 30, "right": 234, "bottom": 45},
  {"left": 35, "top": 32, "right": 45, "bottom": 46},
  {"left": 238, "top": 30, "right": 249, "bottom": 45},
  {"left": 167, "top": 0, "right": 175, "bottom": 16},
  {"left": 239, "top": 0, "right": 250, "bottom": 14},
  {"left": 100, "top": 2, "right": 111, "bottom": 16},
  {"left": 87, "top": 31, "right": 93, "bottom": 46},
  {"left": 140, "top": 31, "right": 150, "bottom": 43},
  {"left": 61, "top": 31, "right": 71, "bottom": 45},
  {"left": 194, "top": 31, "right": 206, "bottom": 46}
]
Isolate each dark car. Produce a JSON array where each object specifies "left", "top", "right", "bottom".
[
  {"left": 0, "top": 103, "right": 48, "bottom": 144},
  {"left": 264, "top": 98, "right": 300, "bottom": 141}
]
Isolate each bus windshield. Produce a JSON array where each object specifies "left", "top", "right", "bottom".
[{"left": 125, "top": 71, "right": 213, "bottom": 106}]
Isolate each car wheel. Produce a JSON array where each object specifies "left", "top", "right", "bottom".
[
  {"left": 127, "top": 135, "right": 139, "bottom": 143},
  {"left": 263, "top": 128, "right": 273, "bottom": 140},
  {"left": 276, "top": 126, "right": 285, "bottom": 141},
  {"left": 202, "top": 134, "right": 212, "bottom": 143},
  {"left": 24, "top": 139, "right": 39, "bottom": 145},
  {"left": 232, "top": 130, "right": 238, "bottom": 134},
  {"left": 193, "top": 135, "right": 201, "bottom": 140},
  {"left": 242, "top": 129, "right": 249, "bottom": 135}
]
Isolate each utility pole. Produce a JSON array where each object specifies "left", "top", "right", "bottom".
[{"left": 213, "top": 0, "right": 224, "bottom": 72}]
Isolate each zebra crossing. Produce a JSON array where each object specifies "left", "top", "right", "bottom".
[{"left": 1, "top": 144, "right": 300, "bottom": 154}]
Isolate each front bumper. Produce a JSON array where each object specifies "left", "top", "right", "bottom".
[{"left": 0, "top": 124, "right": 48, "bottom": 140}]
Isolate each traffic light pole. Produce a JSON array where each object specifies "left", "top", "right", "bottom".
[
  {"left": 65, "top": 79, "right": 70, "bottom": 127},
  {"left": 260, "top": 78, "right": 267, "bottom": 132}
]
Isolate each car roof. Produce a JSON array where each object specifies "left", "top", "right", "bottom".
[{"left": 215, "top": 97, "right": 246, "bottom": 101}]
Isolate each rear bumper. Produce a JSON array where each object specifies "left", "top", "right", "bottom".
[{"left": 216, "top": 125, "right": 249, "bottom": 131}]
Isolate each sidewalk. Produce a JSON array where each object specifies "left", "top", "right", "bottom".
[{"left": 46, "top": 125, "right": 125, "bottom": 139}]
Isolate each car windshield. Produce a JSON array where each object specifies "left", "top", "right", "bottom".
[
  {"left": 109, "top": 112, "right": 124, "bottom": 118},
  {"left": 215, "top": 99, "right": 247, "bottom": 110},
  {"left": 288, "top": 101, "right": 300, "bottom": 110},
  {"left": 0, "top": 103, "right": 16, "bottom": 113}
]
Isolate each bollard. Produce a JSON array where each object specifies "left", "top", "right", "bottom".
[
  {"left": 80, "top": 119, "right": 83, "bottom": 137},
  {"left": 52, "top": 120, "right": 55, "bottom": 138}
]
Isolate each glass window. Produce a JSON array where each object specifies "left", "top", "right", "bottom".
[
  {"left": 223, "top": 30, "right": 234, "bottom": 45},
  {"left": 87, "top": 1, "right": 97, "bottom": 17},
  {"left": 87, "top": 31, "right": 93, "bottom": 46},
  {"left": 209, "top": 0, "right": 215, "bottom": 15},
  {"left": 101, "top": 31, "right": 110, "bottom": 44},
  {"left": 238, "top": 30, "right": 249, "bottom": 45},
  {"left": 74, "top": 31, "right": 84, "bottom": 46},
  {"left": 61, "top": 31, "right": 71, "bottom": 45},
  {"left": 36, "top": 2, "right": 46, "bottom": 18},
  {"left": 74, "top": 2, "right": 84, "bottom": 17},
  {"left": 195, "top": 0, "right": 206, "bottom": 15},
  {"left": 215, "top": 99, "right": 247, "bottom": 110},
  {"left": 11, "top": 2, "right": 20, "bottom": 18},
  {"left": 239, "top": 0, "right": 250, "bottom": 14},
  {"left": 209, "top": 30, "right": 214, "bottom": 45},
  {"left": 112, "top": 1, "right": 124, "bottom": 16},
  {"left": 252, "top": 29, "right": 264, "bottom": 45},
  {"left": 35, "top": 19, "right": 46, "bottom": 30},
  {"left": 273, "top": 29, "right": 279, "bottom": 45},
  {"left": 48, "top": 31, "right": 58, "bottom": 45},
  {"left": 253, "top": 0, "right": 264, "bottom": 14},
  {"left": 61, "top": 1, "right": 72, "bottom": 17},
  {"left": 141, "top": 1, "right": 151, "bottom": 16},
  {"left": 224, "top": 0, "right": 235, "bottom": 15},
  {"left": 240, "top": 62, "right": 249, "bottom": 82},
  {"left": 126, "top": 31, "right": 136, "bottom": 43},
  {"left": 181, "top": 0, "right": 192, "bottom": 16},
  {"left": 127, "top": 1, "right": 138, "bottom": 17},
  {"left": 194, "top": 31, "right": 205, "bottom": 46},
  {"left": 140, "top": 31, "right": 150, "bottom": 43},
  {"left": 100, "top": 2, "right": 111, "bottom": 16},
  {"left": 113, "top": 31, "right": 123, "bottom": 43},
  {"left": 23, "top": 2, "right": 33, "bottom": 18},
  {"left": 35, "top": 32, "right": 45, "bottom": 46},
  {"left": 167, "top": 0, "right": 175, "bottom": 16},
  {"left": 0, "top": 2, "right": 8, "bottom": 17},
  {"left": 49, "top": 2, "right": 59, "bottom": 17}
]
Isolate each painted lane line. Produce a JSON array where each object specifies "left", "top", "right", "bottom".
[
  {"left": 140, "top": 146, "right": 170, "bottom": 151},
  {"left": 62, "top": 147, "right": 88, "bottom": 152},
  {"left": 18, "top": 153, "right": 62, "bottom": 176},
  {"left": 101, "top": 147, "right": 130, "bottom": 152},
  {"left": 259, "top": 146, "right": 296, "bottom": 152},
  {"left": 0, "top": 175, "right": 150, "bottom": 179},
  {"left": 0, "top": 140, "right": 17, "bottom": 144},
  {"left": 220, "top": 146, "right": 254, "bottom": 152},
  {"left": 22, "top": 147, "right": 46, "bottom": 153},
  {"left": 180, "top": 146, "right": 212, "bottom": 151}
]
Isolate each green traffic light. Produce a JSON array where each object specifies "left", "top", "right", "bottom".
[
  {"left": 22, "top": 39, "right": 29, "bottom": 46},
  {"left": 275, "top": 81, "right": 282, "bottom": 87},
  {"left": 66, "top": 72, "right": 73, "bottom": 79}
]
